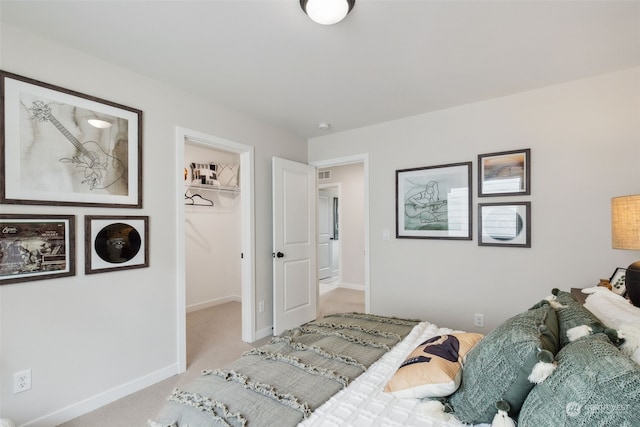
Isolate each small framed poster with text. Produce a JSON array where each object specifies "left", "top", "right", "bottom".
[{"left": 0, "top": 214, "right": 75, "bottom": 284}]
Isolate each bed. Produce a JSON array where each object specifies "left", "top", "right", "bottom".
[{"left": 150, "top": 289, "right": 640, "bottom": 427}]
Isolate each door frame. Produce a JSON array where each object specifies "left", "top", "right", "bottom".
[
  {"left": 310, "top": 154, "right": 370, "bottom": 313},
  {"left": 175, "top": 126, "right": 256, "bottom": 373}
]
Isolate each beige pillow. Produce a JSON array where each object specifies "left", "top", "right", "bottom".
[
  {"left": 385, "top": 332, "right": 483, "bottom": 398},
  {"left": 216, "top": 163, "right": 240, "bottom": 188}
]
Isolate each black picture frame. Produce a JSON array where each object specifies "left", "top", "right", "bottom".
[
  {"left": 85, "top": 215, "right": 149, "bottom": 274},
  {"left": 396, "top": 162, "right": 472, "bottom": 240},
  {"left": 478, "top": 149, "right": 530, "bottom": 197},
  {"left": 0, "top": 214, "right": 75, "bottom": 284},
  {"left": 478, "top": 202, "right": 531, "bottom": 247},
  {"left": 1, "top": 70, "right": 143, "bottom": 208},
  {"left": 609, "top": 267, "right": 627, "bottom": 296}
]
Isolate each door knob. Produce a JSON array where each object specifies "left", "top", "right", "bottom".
[{"left": 273, "top": 252, "right": 284, "bottom": 258}]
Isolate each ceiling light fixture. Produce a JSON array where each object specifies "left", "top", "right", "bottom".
[{"left": 300, "top": 0, "right": 355, "bottom": 25}]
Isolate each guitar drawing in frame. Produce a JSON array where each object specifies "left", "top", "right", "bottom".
[
  {"left": 396, "top": 162, "right": 471, "bottom": 240},
  {"left": 404, "top": 180, "right": 449, "bottom": 228},
  {"left": 1, "top": 70, "right": 141, "bottom": 207},
  {"left": 28, "top": 100, "right": 125, "bottom": 192}
]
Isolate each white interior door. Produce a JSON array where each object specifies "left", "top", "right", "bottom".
[
  {"left": 318, "top": 190, "right": 332, "bottom": 280},
  {"left": 272, "top": 157, "right": 317, "bottom": 335}
]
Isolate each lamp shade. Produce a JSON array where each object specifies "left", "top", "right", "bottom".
[
  {"left": 612, "top": 195, "right": 640, "bottom": 307},
  {"left": 612, "top": 195, "right": 640, "bottom": 250},
  {"left": 300, "top": 0, "right": 355, "bottom": 25}
]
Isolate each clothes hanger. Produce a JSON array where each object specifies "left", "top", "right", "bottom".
[{"left": 184, "top": 191, "right": 214, "bottom": 206}]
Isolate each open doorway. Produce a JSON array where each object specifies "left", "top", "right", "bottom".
[
  {"left": 314, "top": 160, "right": 368, "bottom": 316},
  {"left": 176, "top": 127, "right": 255, "bottom": 373},
  {"left": 318, "top": 184, "right": 340, "bottom": 284},
  {"left": 184, "top": 143, "right": 241, "bottom": 312}
]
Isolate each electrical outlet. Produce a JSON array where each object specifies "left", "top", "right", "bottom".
[
  {"left": 259, "top": 301, "right": 265, "bottom": 313},
  {"left": 14, "top": 369, "right": 31, "bottom": 394},
  {"left": 474, "top": 313, "right": 485, "bottom": 328}
]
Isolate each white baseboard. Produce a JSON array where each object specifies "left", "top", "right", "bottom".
[
  {"left": 339, "top": 282, "right": 365, "bottom": 292},
  {"left": 23, "top": 364, "right": 179, "bottom": 427},
  {"left": 186, "top": 295, "right": 241, "bottom": 313},
  {"left": 253, "top": 326, "right": 273, "bottom": 342},
  {"left": 319, "top": 282, "right": 339, "bottom": 295},
  {"left": 319, "top": 276, "right": 339, "bottom": 284}
]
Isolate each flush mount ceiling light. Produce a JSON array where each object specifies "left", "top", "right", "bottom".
[{"left": 300, "top": 0, "right": 355, "bottom": 25}]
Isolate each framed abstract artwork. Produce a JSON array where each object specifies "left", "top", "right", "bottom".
[
  {"left": 396, "top": 162, "right": 472, "bottom": 240},
  {"left": 478, "top": 149, "right": 530, "bottom": 197},
  {"left": 609, "top": 267, "right": 627, "bottom": 296},
  {"left": 478, "top": 202, "right": 531, "bottom": 247},
  {"left": 1, "top": 70, "right": 143, "bottom": 207},
  {"left": 85, "top": 215, "right": 149, "bottom": 274},
  {"left": 0, "top": 214, "right": 75, "bottom": 284}
]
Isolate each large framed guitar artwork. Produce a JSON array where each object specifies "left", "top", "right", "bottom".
[
  {"left": 1, "top": 70, "right": 142, "bottom": 208},
  {"left": 396, "top": 162, "right": 472, "bottom": 240}
]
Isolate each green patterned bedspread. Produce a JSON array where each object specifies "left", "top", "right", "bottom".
[{"left": 150, "top": 313, "right": 419, "bottom": 427}]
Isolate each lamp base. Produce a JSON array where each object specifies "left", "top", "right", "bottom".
[{"left": 625, "top": 260, "right": 640, "bottom": 307}]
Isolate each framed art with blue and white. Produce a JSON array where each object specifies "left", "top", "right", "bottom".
[
  {"left": 478, "top": 202, "right": 531, "bottom": 247},
  {"left": 396, "top": 162, "right": 472, "bottom": 240},
  {"left": 1, "top": 70, "right": 143, "bottom": 208}
]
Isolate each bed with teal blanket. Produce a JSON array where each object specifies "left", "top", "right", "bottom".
[
  {"left": 150, "top": 313, "right": 420, "bottom": 427},
  {"left": 150, "top": 289, "right": 640, "bottom": 427}
]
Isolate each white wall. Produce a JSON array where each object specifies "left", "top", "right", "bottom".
[
  {"left": 309, "top": 68, "right": 640, "bottom": 333},
  {"left": 0, "top": 24, "right": 306, "bottom": 425},
  {"left": 320, "top": 163, "right": 365, "bottom": 287},
  {"left": 184, "top": 144, "right": 241, "bottom": 311}
]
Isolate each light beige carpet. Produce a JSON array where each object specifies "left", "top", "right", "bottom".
[
  {"left": 58, "top": 287, "right": 364, "bottom": 427},
  {"left": 318, "top": 286, "right": 365, "bottom": 318}
]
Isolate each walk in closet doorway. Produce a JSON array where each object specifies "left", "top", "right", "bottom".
[
  {"left": 184, "top": 143, "right": 241, "bottom": 313},
  {"left": 176, "top": 127, "right": 256, "bottom": 373}
]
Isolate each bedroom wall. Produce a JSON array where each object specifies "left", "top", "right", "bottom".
[
  {"left": 309, "top": 67, "right": 640, "bottom": 333},
  {"left": 0, "top": 24, "right": 306, "bottom": 425}
]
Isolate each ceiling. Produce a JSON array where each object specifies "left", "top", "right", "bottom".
[{"left": 2, "top": 0, "right": 639, "bottom": 139}]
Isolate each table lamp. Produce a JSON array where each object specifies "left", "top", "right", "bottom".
[{"left": 611, "top": 195, "right": 640, "bottom": 307}]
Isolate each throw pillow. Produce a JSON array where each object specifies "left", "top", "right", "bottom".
[
  {"left": 216, "top": 163, "right": 240, "bottom": 188},
  {"left": 519, "top": 333, "right": 640, "bottom": 426},
  {"left": 551, "top": 288, "right": 605, "bottom": 347},
  {"left": 448, "top": 303, "right": 560, "bottom": 424},
  {"left": 384, "top": 332, "right": 484, "bottom": 398}
]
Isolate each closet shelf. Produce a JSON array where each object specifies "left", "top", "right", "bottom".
[{"left": 186, "top": 182, "right": 240, "bottom": 194}]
